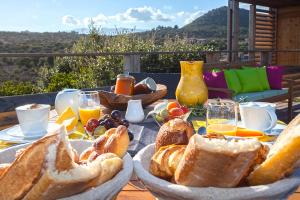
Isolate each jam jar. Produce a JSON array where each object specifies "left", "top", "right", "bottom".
[{"left": 114, "top": 74, "right": 135, "bottom": 95}]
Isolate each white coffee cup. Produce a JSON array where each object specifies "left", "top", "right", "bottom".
[
  {"left": 16, "top": 104, "right": 50, "bottom": 136},
  {"left": 239, "top": 102, "right": 277, "bottom": 131}
]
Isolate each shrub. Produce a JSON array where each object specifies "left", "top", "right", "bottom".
[{"left": 0, "top": 81, "right": 39, "bottom": 96}]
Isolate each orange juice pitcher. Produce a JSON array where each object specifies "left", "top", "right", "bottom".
[{"left": 176, "top": 61, "right": 208, "bottom": 106}]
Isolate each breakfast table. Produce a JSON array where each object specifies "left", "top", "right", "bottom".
[{"left": 0, "top": 101, "right": 300, "bottom": 200}]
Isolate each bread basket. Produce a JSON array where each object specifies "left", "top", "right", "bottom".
[
  {"left": 133, "top": 143, "right": 300, "bottom": 200},
  {"left": 0, "top": 140, "right": 133, "bottom": 200},
  {"left": 98, "top": 84, "right": 167, "bottom": 110}
]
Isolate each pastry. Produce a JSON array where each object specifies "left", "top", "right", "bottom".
[
  {"left": 80, "top": 125, "right": 130, "bottom": 162},
  {"left": 155, "top": 118, "right": 194, "bottom": 152},
  {"left": 174, "top": 134, "right": 262, "bottom": 187}
]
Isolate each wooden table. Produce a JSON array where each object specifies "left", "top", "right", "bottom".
[{"left": 1, "top": 110, "right": 300, "bottom": 199}]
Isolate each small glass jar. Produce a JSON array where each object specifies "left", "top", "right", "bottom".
[{"left": 114, "top": 74, "right": 135, "bottom": 95}]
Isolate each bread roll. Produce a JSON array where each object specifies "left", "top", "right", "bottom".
[
  {"left": 88, "top": 153, "right": 123, "bottom": 187},
  {"left": 248, "top": 114, "right": 300, "bottom": 185},
  {"left": 174, "top": 135, "right": 262, "bottom": 187},
  {"left": 155, "top": 118, "right": 194, "bottom": 152},
  {"left": 104, "top": 125, "right": 130, "bottom": 158},
  {"left": 82, "top": 125, "right": 129, "bottom": 161},
  {"left": 150, "top": 145, "right": 186, "bottom": 180}
]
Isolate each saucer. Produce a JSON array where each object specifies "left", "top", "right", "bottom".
[{"left": 0, "top": 122, "right": 61, "bottom": 144}]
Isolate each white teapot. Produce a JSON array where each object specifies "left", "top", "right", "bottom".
[
  {"left": 239, "top": 102, "right": 277, "bottom": 131},
  {"left": 55, "top": 89, "right": 81, "bottom": 117}
]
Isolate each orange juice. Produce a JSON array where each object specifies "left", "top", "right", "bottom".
[
  {"left": 79, "top": 106, "right": 101, "bottom": 126},
  {"left": 206, "top": 124, "right": 237, "bottom": 136}
]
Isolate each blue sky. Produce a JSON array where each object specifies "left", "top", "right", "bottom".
[{"left": 0, "top": 0, "right": 230, "bottom": 32}]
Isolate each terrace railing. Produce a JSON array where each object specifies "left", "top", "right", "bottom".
[{"left": 0, "top": 49, "right": 299, "bottom": 112}]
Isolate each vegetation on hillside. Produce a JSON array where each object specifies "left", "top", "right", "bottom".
[
  {"left": 138, "top": 6, "right": 249, "bottom": 41},
  {"left": 0, "top": 27, "right": 219, "bottom": 96}
]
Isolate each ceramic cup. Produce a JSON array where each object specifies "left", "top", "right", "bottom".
[
  {"left": 138, "top": 77, "right": 157, "bottom": 91},
  {"left": 16, "top": 104, "right": 50, "bottom": 136},
  {"left": 125, "top": 100, "right": 145, "bottom": 123},
  {"left": 239, "top": 102, "right": 277, "bottom": 132}
]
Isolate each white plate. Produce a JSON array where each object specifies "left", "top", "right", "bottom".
[
  {"left": 0, "top": 140, "right": 133, "bottom": 200},
  {"left": 0, "top": 122, "right": 61, "bottom": 143}
]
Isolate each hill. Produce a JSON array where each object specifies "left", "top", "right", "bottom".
[
  {"left": 182, "top": 6, "right": 249, "bottom": 39},
  {"left": 0, "top": 31, "right": 82, "bottom": 53},
  {"left": 138, "top": 6, "right": 249, "bottom": 41}
]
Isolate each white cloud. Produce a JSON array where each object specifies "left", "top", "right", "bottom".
[
  {"left": 62, "top": 6, "right": 207, "bottom": 28},
  {"left": 81, "top": 6, "right": 173, "bottom": 27},
  {"left": 62, "top": 15, "right": 81, "bottom": 26},
  {"left": 118, "top": 6, "right": 174, "bottom": 22},
  {"left": 184, "top": 10, "right": 206, "bottom": 24}
]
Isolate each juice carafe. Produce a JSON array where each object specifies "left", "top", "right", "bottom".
[{"left": 176, "top": 61, "right": 208, "bottom": 106}]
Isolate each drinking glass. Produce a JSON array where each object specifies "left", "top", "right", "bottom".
[
  {"left": 78, "top": 91, "right": 101, "bottom": 126},
  {"left": 206, "top": 99, "right": 238, "bottom": 136}
]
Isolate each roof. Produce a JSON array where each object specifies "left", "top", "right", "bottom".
[{"left": 237, "top": 0, "right": 300, "bottom": 8}]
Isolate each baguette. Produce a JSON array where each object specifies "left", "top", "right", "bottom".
[
  {"left": 0, "top": 131, "right": 61, "bottom": 200},
  {"left": 24, "top": 127, "right": 123, "bottom": 200},
  {"left": 248, "top": 114, "right": 300, "bottom": 185},
  {"left": 174, "top": 135, "right": 262, "bottom": 187}
]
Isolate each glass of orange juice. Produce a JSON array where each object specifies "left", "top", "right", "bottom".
[
  {"left": 206, "top": 99, "right": 238, "bottom": 136},
  {"left": 78, "top": 91, "right": 102, "bottom": 126}
]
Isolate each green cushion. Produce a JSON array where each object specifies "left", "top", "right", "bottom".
[
  {"left": 235, "top": 68, "right": 264, "bottom": 93},
  {"left": 223, "top": 70, "right": 242, "bottom": 94},
  {"left": 233, "top": 89, "right": 288, "bottom": 102},
  {"left": 212, "top": 68, "right": 222, "bottom": 72},
  {"left": 242, "top": 66, "right": 270, "bottom": 90}
]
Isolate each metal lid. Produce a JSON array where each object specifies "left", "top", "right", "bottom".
[{"left": 117, "top": 74, "right": 135, "bottom": 80}]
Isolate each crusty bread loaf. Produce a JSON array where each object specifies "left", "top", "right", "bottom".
[
  {"left": 23, "top": 127, "right": 123, "bottom": 200},
  {"left": 0, "top": 163, "right": 10, "bottom": 177},
  {"left": 80, "top": 125, "right": 129, "bottom": 162},
  {"left": 0, "top": 130, "right": 61, "bottom": 200},
  {"left": 150, "top": 145, "right": 186, "bottom": 180},
  {"left": 174, "top": 135, "right": 262, "bottom": 187},
  {"left": 155, "top": 118, "right": 194, "bottom": 152},
  {"left": 248, "top": 114, "right": 300, "bottom": 185}
]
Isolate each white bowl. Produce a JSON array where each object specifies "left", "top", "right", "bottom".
[
  {"left": 133, "top": 144, "right": 300, "bottom": 200},
  {"left": 0, "top": 140, "right": 133, "bottom": 200}
]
